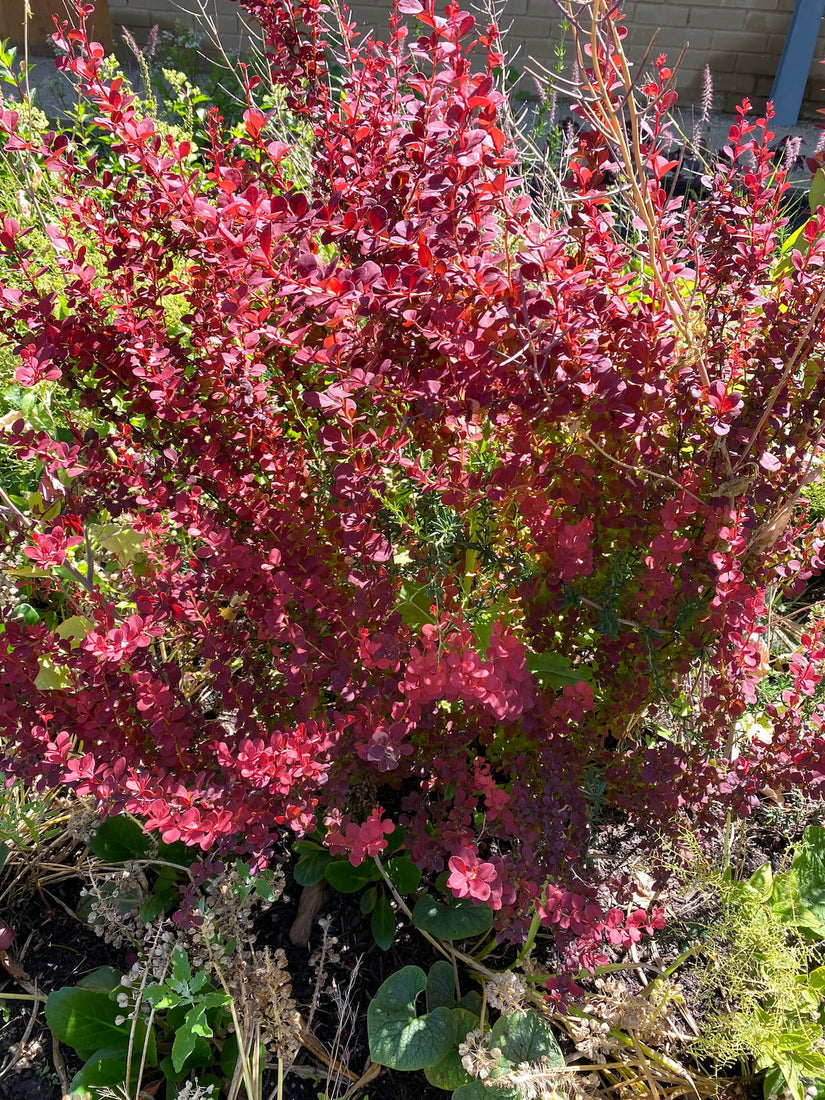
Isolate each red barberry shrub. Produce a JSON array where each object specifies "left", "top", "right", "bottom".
[{"left": 2, "top": 0, "right": 825, "bottom": 964}]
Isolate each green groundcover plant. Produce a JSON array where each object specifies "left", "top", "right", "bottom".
[{"left": 1, "top": 0, "right": 825, "bottom": 978}]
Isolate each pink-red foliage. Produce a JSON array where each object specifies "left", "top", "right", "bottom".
[{"left": 2, "top": 0, "right": 825, "bottom": 962}]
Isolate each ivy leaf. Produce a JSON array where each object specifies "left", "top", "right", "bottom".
[
  {"left": 412, "top": 894, "right": 493, "bottom": 940},
  {"left": 368, "top": 966, "right": 455, "bottom": 1071}
]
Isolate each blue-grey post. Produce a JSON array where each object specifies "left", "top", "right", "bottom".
[{"left": 770, "top": 0, "right": 825, "bottom": 125}]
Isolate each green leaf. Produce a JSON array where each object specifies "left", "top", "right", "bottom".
[
  {"left": 412, "top": 894, "right": 493, "bottom": 940},
  {"left": 0, "top": 842, "right": 7, "bottom": 874},
  {"left": 762, "top": 1064, "right": 786, "bottom": 1098},
  {"left": 453, "top": 1082, "right": 519, "bottom": 1100},
  {"left": 452, "top": 1084, "right": 488, "bottom": 1100},
  {"left": 293, "top": 840, "right": 332, "bottom": 886},
  {"left": 526, "top": 650, "right": 590, "bottom": 689},
  {"left": 172, "top": 1012, "right": 201, "bottom": 1073},
  {"left": 371, "top": 894, "right": 396, "bottom": 950},
  {"left": 794, "top": 827, "right": 825, "bottom": 924},
  {"left": 488, "top": 1010, "right": 564, "bottom": 1075},
  {"left": 93, "top": 522, "right": 147, "bottom": 566},
  {"left": 69, "top": 1045, "right": 148, "bottom": 1093},
  {"left": 139, "top": 881, "right": 179, "bottom": 922},
  {"left": 360, "top": 886, "right": 378, "bottom": 914},
  {"left": 811, "top": 168, "right": 825, "bottom": 214},
  {"left": 368, "top": 966, "right": 455, "bottom": 1071},
  {"left": 253, "top": 870, "right": 279, "bottom": 901},
  {"left": 769, "top": 870, "right": 825, "bottom": 937},
  {"left": 220, "top": 1032, "right": 240, "bottom": 1078},
  {"left": 748, "top": 862, "right": 773, "bottom": 901},
  {"left": 424, "top": 1007, "right": 479, "bottom": 1090},
  {"left": 385, "top": 855, "right": 422, "bottom": 895},
  {"left": 397, "top": 581, "right": 438, "bottom": 629},
  {"left": 459, "top": 990, "right": 483, "bottom": 1015},
  {"left": 156, "top": 838, "right": 191, "bottom": 865},
  {"left": 171, "top": 947, "right": 193, "bottom": 986},
  {"left": 34, "top": 657, "right": 70, "bottom": 690},
  {"left": 54, "top": 615, "right": 92, "bottom": 645},
  {"left": 45, "top": 988, "right": 155, "bottom": 1063},
  {"left": 325, "top": 860, "right": 375, "bottom": 893},
  {"left": 426, "top": 960, "right": 457, "bottom": 1011},
  {"left": 88, "top": 816, "right": 150, "bottom": 862},
  {"left": 76, "top": 967, "right": 122, "bottom": 993},
  {"left": 145, "top": 983, "right": 183, "bottom": 1011},
  {"left": 384, "top": 826, "right": 406, "bottom": 856},
  {"left": 160, "top": 1036, "right": 214, "bottom": 1082},
  {"left": 185, "top": 1002, "right": 215, "bottom": 1039},
  {"left": 11, "top": 602, "right": 40, "bottom": 625}
]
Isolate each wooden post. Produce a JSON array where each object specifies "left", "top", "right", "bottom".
[{"left": 0, "top": 0, "right": 113, "bottom": 53}]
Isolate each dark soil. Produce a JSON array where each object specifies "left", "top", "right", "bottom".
[
  {"left": 255, "top": 873, "right": 447, "bottom": 1100},
  {"left": 0, "top": 886, "right": 127, "bottom": 1100},
  {"left": 0, "top": 864, "right": 447, "bottom": 1100}
]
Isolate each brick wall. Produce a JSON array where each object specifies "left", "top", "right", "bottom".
[{"left": 104, "top": 0, "right": 825, "bottom": 116}]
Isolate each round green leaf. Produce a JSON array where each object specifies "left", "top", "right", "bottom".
[
  {"left": 325, "top": 860, "right": 375, "bottom": 893},
  {"left": 88, "top": 815, "right": 150, "bottom": 862},
  {"left": 371, "top": 893, "right": 396, "bottom": 951},
  {"left": 424, "top": 1007, "right": 479, "bottom": 1090},
  {"left": 293, "top": 841, "right": 332, "bottom": 886},
  {"left": 46, "top": 988, "right": 156, "bottom": 1065},
  {"left": 385, "top": 855, "right": 422, "bottom": 895},
  {"left": 76, "top": 967, "right": 122, "bottom": 993},
  {"left": 412, "top": 894, "right": 493, "bottom": 940},
  {"left": 368, "top": 965, "right": 455, "bottom": 1071},
  {"left": 69, "top": 1046, "right": 145, "bottom": 1093},
  {"left": 426, "top": 960, "right": 457, "bottom": 1011},
  {"left": 452, "top": 1082, "right": 520, "bottom": 1100},
  {"left": 488, "top": 1010, "right": 564, "bottom": 1074}
]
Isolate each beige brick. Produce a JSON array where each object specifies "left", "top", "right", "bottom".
[
  {"left": 632, "top": 4, "right": 691, "bottom": 28},
  {"left": 744, "top": 9, "right": 791, "bottom": 34},
  {"left": 708, "top": 8, "right": 776, "bottom": 32},
  {"left": 706, "top": 69, "right": 758, "bottom": 93},
  {"left": 733, "top": 51, "right": 783, "bottom": 76},
  {"left": 509, "top": 15, "right": 554, "bottom": 37},
  {"left": 753, "top": 75, "right": 777, "bottom": 99},
  {"left": 711, "top": 28, "right": 773, "bottom": 51},
  {"left": 632, "top": 28, "right": 713, "bottom": 52}
]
